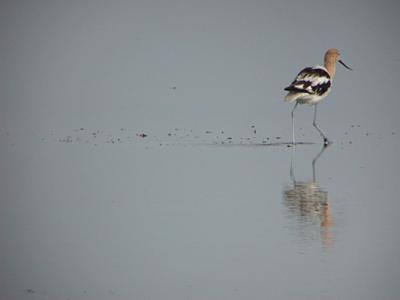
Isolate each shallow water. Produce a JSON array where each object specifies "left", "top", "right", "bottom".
[
  {"left": 1, "top": 128, "right": 400, "bottom": 300},
  {"left": 1, "top": 1, "right": 400, "bottom": 299}
]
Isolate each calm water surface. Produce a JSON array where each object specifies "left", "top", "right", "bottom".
[
  {"left": 1, "top": 128, "right": 399, "bottom": 300},
  {"left": 1, "top": 2, "right": 400, "bottom": 299}
]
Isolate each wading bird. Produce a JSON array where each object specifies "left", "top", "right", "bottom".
[{"left": 284, "top": 48, "right": 352, "bottom": 145}]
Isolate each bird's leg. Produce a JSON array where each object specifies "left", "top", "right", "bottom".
[
  {"left": 313, "top": 104, "right": 331, "bottom": 146},
  {"left": 291, "top": 102, "right": 298, "bottom": 145}
]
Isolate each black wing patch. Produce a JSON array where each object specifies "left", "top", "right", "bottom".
[
  {"left": 284, "top": 67, "right": 331, "bottom": 96},
  {"left": 296, "top": 67, "right": 330, "bottom": 78},
  {"left": 311, "top": 81, "right": 331, "bottom": 96}
]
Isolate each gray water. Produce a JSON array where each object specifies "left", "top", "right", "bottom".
[{"left": 1, "top": 1, "right": 400, "bottom": 300}]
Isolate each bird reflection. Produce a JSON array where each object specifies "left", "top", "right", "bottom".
[{"left": 283, "top": 145, "right": 333, "bottom": 248}]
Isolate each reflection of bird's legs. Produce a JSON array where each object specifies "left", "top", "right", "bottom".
[
  {"left": 311, "top": 144, "right": 333, "bottom": 247},
  {"left": 290, "top": 146, "right": 296, "bottom": 182},
  {"left": 312, "top": 144, "right": 329, "bottom": 182}
]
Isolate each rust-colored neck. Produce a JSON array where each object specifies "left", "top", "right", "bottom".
[{"left": 324, "top": 57, "right": 336, "bottom": 78}]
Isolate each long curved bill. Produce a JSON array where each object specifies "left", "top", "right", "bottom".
[{"left": 339, "top": 59, "right": 353, "bottom": 70}]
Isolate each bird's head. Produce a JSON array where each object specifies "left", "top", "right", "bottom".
[{"left": 325, "top": 48, "right": 352, "bottom": 70}]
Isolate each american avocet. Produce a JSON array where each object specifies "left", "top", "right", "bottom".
[{"left": 284, "top": 48, "right": 352, "bottom": 145}]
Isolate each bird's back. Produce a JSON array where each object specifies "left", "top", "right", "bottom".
[{"left": 284, "top": 66, "right": 331, "bottom": 104}]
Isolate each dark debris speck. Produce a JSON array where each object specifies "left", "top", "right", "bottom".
[{"left": 59, "top": 136, "right": 73, "bottom": 143}]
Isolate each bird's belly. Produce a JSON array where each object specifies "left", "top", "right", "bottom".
[{"left": 297, "top": 91, "right": 329, "bottom": 105}]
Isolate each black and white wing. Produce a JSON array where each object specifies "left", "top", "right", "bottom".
[{"left": 284, "top": 66, "right": 331, "bottom": 96}]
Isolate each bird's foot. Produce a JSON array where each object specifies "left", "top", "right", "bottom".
[{"left": 323, "top": 138, "right": 333, "bottom": 146}]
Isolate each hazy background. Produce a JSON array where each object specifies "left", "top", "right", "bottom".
[
  {"left": 1, "top": 0, "right": 399, "bottom": 133},
  {"left": 1, "top": 0, "right": 400, "bottom": 299}
]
